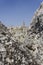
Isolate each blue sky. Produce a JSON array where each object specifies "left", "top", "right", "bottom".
[{"left": 0, "top": 0, "right": 42, "bottom": 26}]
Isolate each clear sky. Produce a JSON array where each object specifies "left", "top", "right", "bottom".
[{"left": 0, "top": 0, "right": 42, "bottom": 26}]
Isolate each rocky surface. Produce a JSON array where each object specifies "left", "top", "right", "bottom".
[
  {"left": 0, "top": 2, "right": 43, "bottom": 65},
  {"left": 8, "top": 22, "right": 28, "bottom": 43}
]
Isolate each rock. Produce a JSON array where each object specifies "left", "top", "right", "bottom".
[
  {"left": 22, "top": 2, "right": 43, "bottom": 65},
  {"left": 8, "top": 25, "right": 28, "bottom": 42},
  {"left": 30, "top": 2, "right": 43, "bottom": 35}
]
